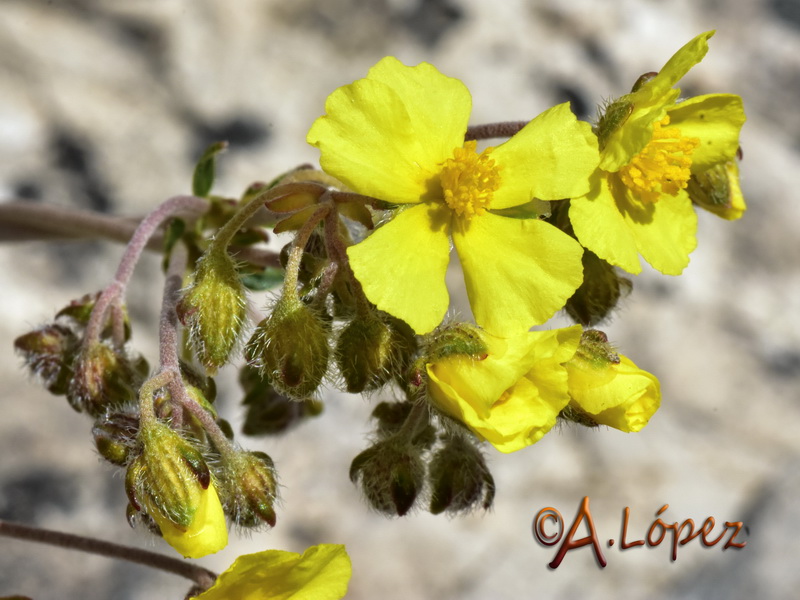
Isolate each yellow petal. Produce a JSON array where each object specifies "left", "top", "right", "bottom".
[
  {"left": 667, "top": 94, "right": 746, "bottom": 170},
  {"left": 347, "top": 203, "right": 451, "bottom": 334},
  {"left": 155, "top": 484, "right": 228, "bottom": 559},
  {"left": 567, "top": 354, "right": 661, "bottom": 433},
  {"left": 599, "top": 31, "right": 714, "bottom": 172},
  {"left": 426, "top": 327, "right": 582, "bottom": 453},
  {"left": 365, "top": 57, "right": 471, "bottom": 164},
  {"left": 453, "top": 212, "right": 584, "bottom": 335},
  {"left": 192, "top": 544, "right": 352, "bottom": 600},
  {"left": 570, "top": 173, "right": 643, "bottom": 274},
  {"left": 490, "top": 103, "right": 599, "bottom": 208},
  {"left": 307, "top": 57, "right": 469, "bottom": 204},
  {"left": 426, "top": 330, "right": 544, "bottom": 419},
  {"left": 570, "top": 173, "right": 698, "bottom": 275}
]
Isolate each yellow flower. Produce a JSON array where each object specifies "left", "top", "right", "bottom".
[
  {"left": 565, "top": 353, "right": 661, "bottom": 432},
  {"left": 426, "top": 326, "right": 582, "bottom": 453},
  {"left": 148, "top": 482, "right": 228, "bottom": 559},
  {"left": 570, "top": 31, "right": 746, "bottom": 275},
  {"left": 192, "top": 544, "right": 352, "bottom": 600},
  {"left": 307, "top": 57, "right": 599, "bottom": 335}
]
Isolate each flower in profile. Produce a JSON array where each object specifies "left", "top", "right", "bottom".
[
  {"left": 564, "top": 350, "right": 661, "bottom": 432},
  {"left": 426, "top": 326, "right": 582, "bottom": 453},
  {"left": 307, "top": 57, "right": 599, "bottom": 335},
  {"left": 569, "top": 31, "right": 746, "bottom": 275},
  {"left": 150, "top": 483, "right": 229, "bottom": 560},
  {"left": 191, "top": 544, "right": 352, "bottom": 600}
]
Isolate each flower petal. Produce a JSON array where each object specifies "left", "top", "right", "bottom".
[
  {"left": 192, "top": 544, "right": 352, "bottom": 600},
  {"left": 453, "top": 212, "right": 584, "bottom": 335},
  {"left": 156, "top": 484, "right": 228, "bottom": 559},
  {"left": 426, "top": 331, "right": 544, "bottom": 418},
  {"left": 570, "top": 173, "right": 698, "bottom": 275},
  {"left": 570, "top": 174, "right": 643, "bottom": 274},
  {"left": 599, "top": 31, "right": 714, "bottom": 171},
  {"left": 347, "top": 203, "right": 451, "bottom": 334},
  {"left": 307, "top": 58, "right": 469, "bottom": 204},
  {"left": 567, "top": 354, "right": 661, "bottom": 433},
  {"left": 667, "top": 94, "right": 746, "bottom": 170},
  {"left": 490, "top": 103, "right": 599, "bottom": 208}
]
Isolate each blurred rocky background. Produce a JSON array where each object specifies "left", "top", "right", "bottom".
[{"left": 1, "top": 0, "right": 799, "bottom": 598}]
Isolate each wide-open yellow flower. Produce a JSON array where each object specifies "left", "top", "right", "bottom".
[
  {"left": 308, "top": 57, "right": 599, "bottom": 335},
  {"left": 426, "top": 326, "right": 582, "bottom": 453},
  {"left": 192, "top": 544, "right": 352, "bottom": 600},
  {"left": 569, "top": 31, "right": 746, "bottom": 275},
  {"left": 565, "top": 353, "right": 661, "bottom": 432}
]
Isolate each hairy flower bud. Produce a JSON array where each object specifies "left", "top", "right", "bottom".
[
  {"left": 216, "top": 450, "right": 278, "bottom": 528},
  {"left": 687, "top": 160, "right": 746, "bottom": 220},
  {"left": 565, "top": 251, "right": 632, "bottom": 326},
  {"left": 177, "top": 248, "right": 248, "bottom": 374},
  {"left": 349, "top": 438, "right": 425, "bottom": 517},
  {"left": 370, "top": 402, "right": 436, "bottom": 449},
  {"left": 14, "top": 323, "right": 79, "bottom": 395},
  {"left": 67, "top": 342, "right": 140, "bottom": 416},
  {"left": 240, "top": 366, "right": 323, "bottom": 436},
  {"left": 428, "top": 436, "right": 495, "bottom": 515},
  {"left": 245, "top": 294, "right": 330, "bottom": 400},
  {"left": 335, "top": 313, "right": 416, "bottom": 394},
  {"left": 92, "top": 411, "right": 140, "bottom": 466},
  {"left": 126, "top": 421, "right": 227, "bottom": 558}
]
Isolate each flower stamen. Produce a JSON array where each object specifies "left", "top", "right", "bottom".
[
  {"left": 440, "top": 141, "right": 501, "bottom": 218},
  {"left": 618, "top": 116, "right": 700, "bottom": 203}
]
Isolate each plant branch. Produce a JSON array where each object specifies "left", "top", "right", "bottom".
[
  {"left": 465, "top": 121, "right": 529, "bottom": 140},
  {"left": 0, "top": 519, "right": 217, "bottom": 590}
]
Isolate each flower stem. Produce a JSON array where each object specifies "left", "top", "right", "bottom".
[
  {"left": 283, "top": 203, "right": 331, "bottom": 295},
  {"left": 0, "top": 519, "right": 217, "bottom": 589},
  {"left": 82, "top": 195, "right": 209, "bottom": 346},
  {"left": 465, "top": 121, "right": 528, "bottom": 141}
]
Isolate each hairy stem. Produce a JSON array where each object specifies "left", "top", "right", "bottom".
[
  {"left": 82, "top": 195, "right": 209, "bottom": 346},
  {"left": 0, "top": 519, "right": 217, "bottom": 590},
  {"left": 465, "top": 121, "right": 528, "bottom": 141}
]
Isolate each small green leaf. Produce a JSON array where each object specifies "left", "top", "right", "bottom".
[
  {"left": 192, "top": 141, "right": 228, "bottom": 197},
  {"left": 162, "top": 218, "right": 186, "bottom": 271},
  {"left": 241, "top": 267, "right": 285, "bottom": 291}
]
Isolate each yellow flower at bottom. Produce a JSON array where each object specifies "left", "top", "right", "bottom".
[
  {"left": 426, "top": 326, "right": 582, "bottom": 453},
  {"left": 565, "top": 353, "right": 661, "bottom": 432},
  {"left": 192, "top": 544, "right": 352, "bottom": 600},
  {"left": 149, "top": 482, "right": 228, "bottom": 559}
]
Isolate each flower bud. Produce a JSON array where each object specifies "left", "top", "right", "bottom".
[
  {"left": 126, "top": 421, "right": 227, "bottom": 558},
  {"left": 177, "top": 248, "right": 248, "bottom": 374},
  {"left": 67, "top": 342, "right": 140, "bottom": 416},
  {"left": 241, "top": 367, "right": 323, "bottom": 436},
  {"left": 428, "top": 436, "right": 495, "bottom": 515},
  {"left": 565, "top": 251, "right": 632, "bottom": 326},
  {"left": 335, "top": 313, "right": 416, "bottom": 394},
  {"left": 14, "top": 323, "right": 79, "bottom": 395},
  {"left": 370, "top": 402, "right": 436, "bottom": 449},
  {"left": 92, "top": 411, "right": 139, "bottom": 466},
  {"left": 564, "top": 331, "right": 661, "bottom": 433},
  {"left": 245, "top": 294, "right": 330, "bottom": 400},
  {"left": 216, "top": 450, "right": 278, "bottom": 528},
  {"left": 687, "top": 160, "right": 746, "bottom": 220},
  {"left": 349, "top": 438, "right": 425, "bottom": 517}
]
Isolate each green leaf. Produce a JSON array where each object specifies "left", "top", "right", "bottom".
[
  {"left": 241, "top": 267, "right": 285, "bottom": 291},
  {"left": 162, "top": 218, "right": 186, "bottom": 271},
  {"left": 192, "top": 141, "right": 228, "bottom": 197}
]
